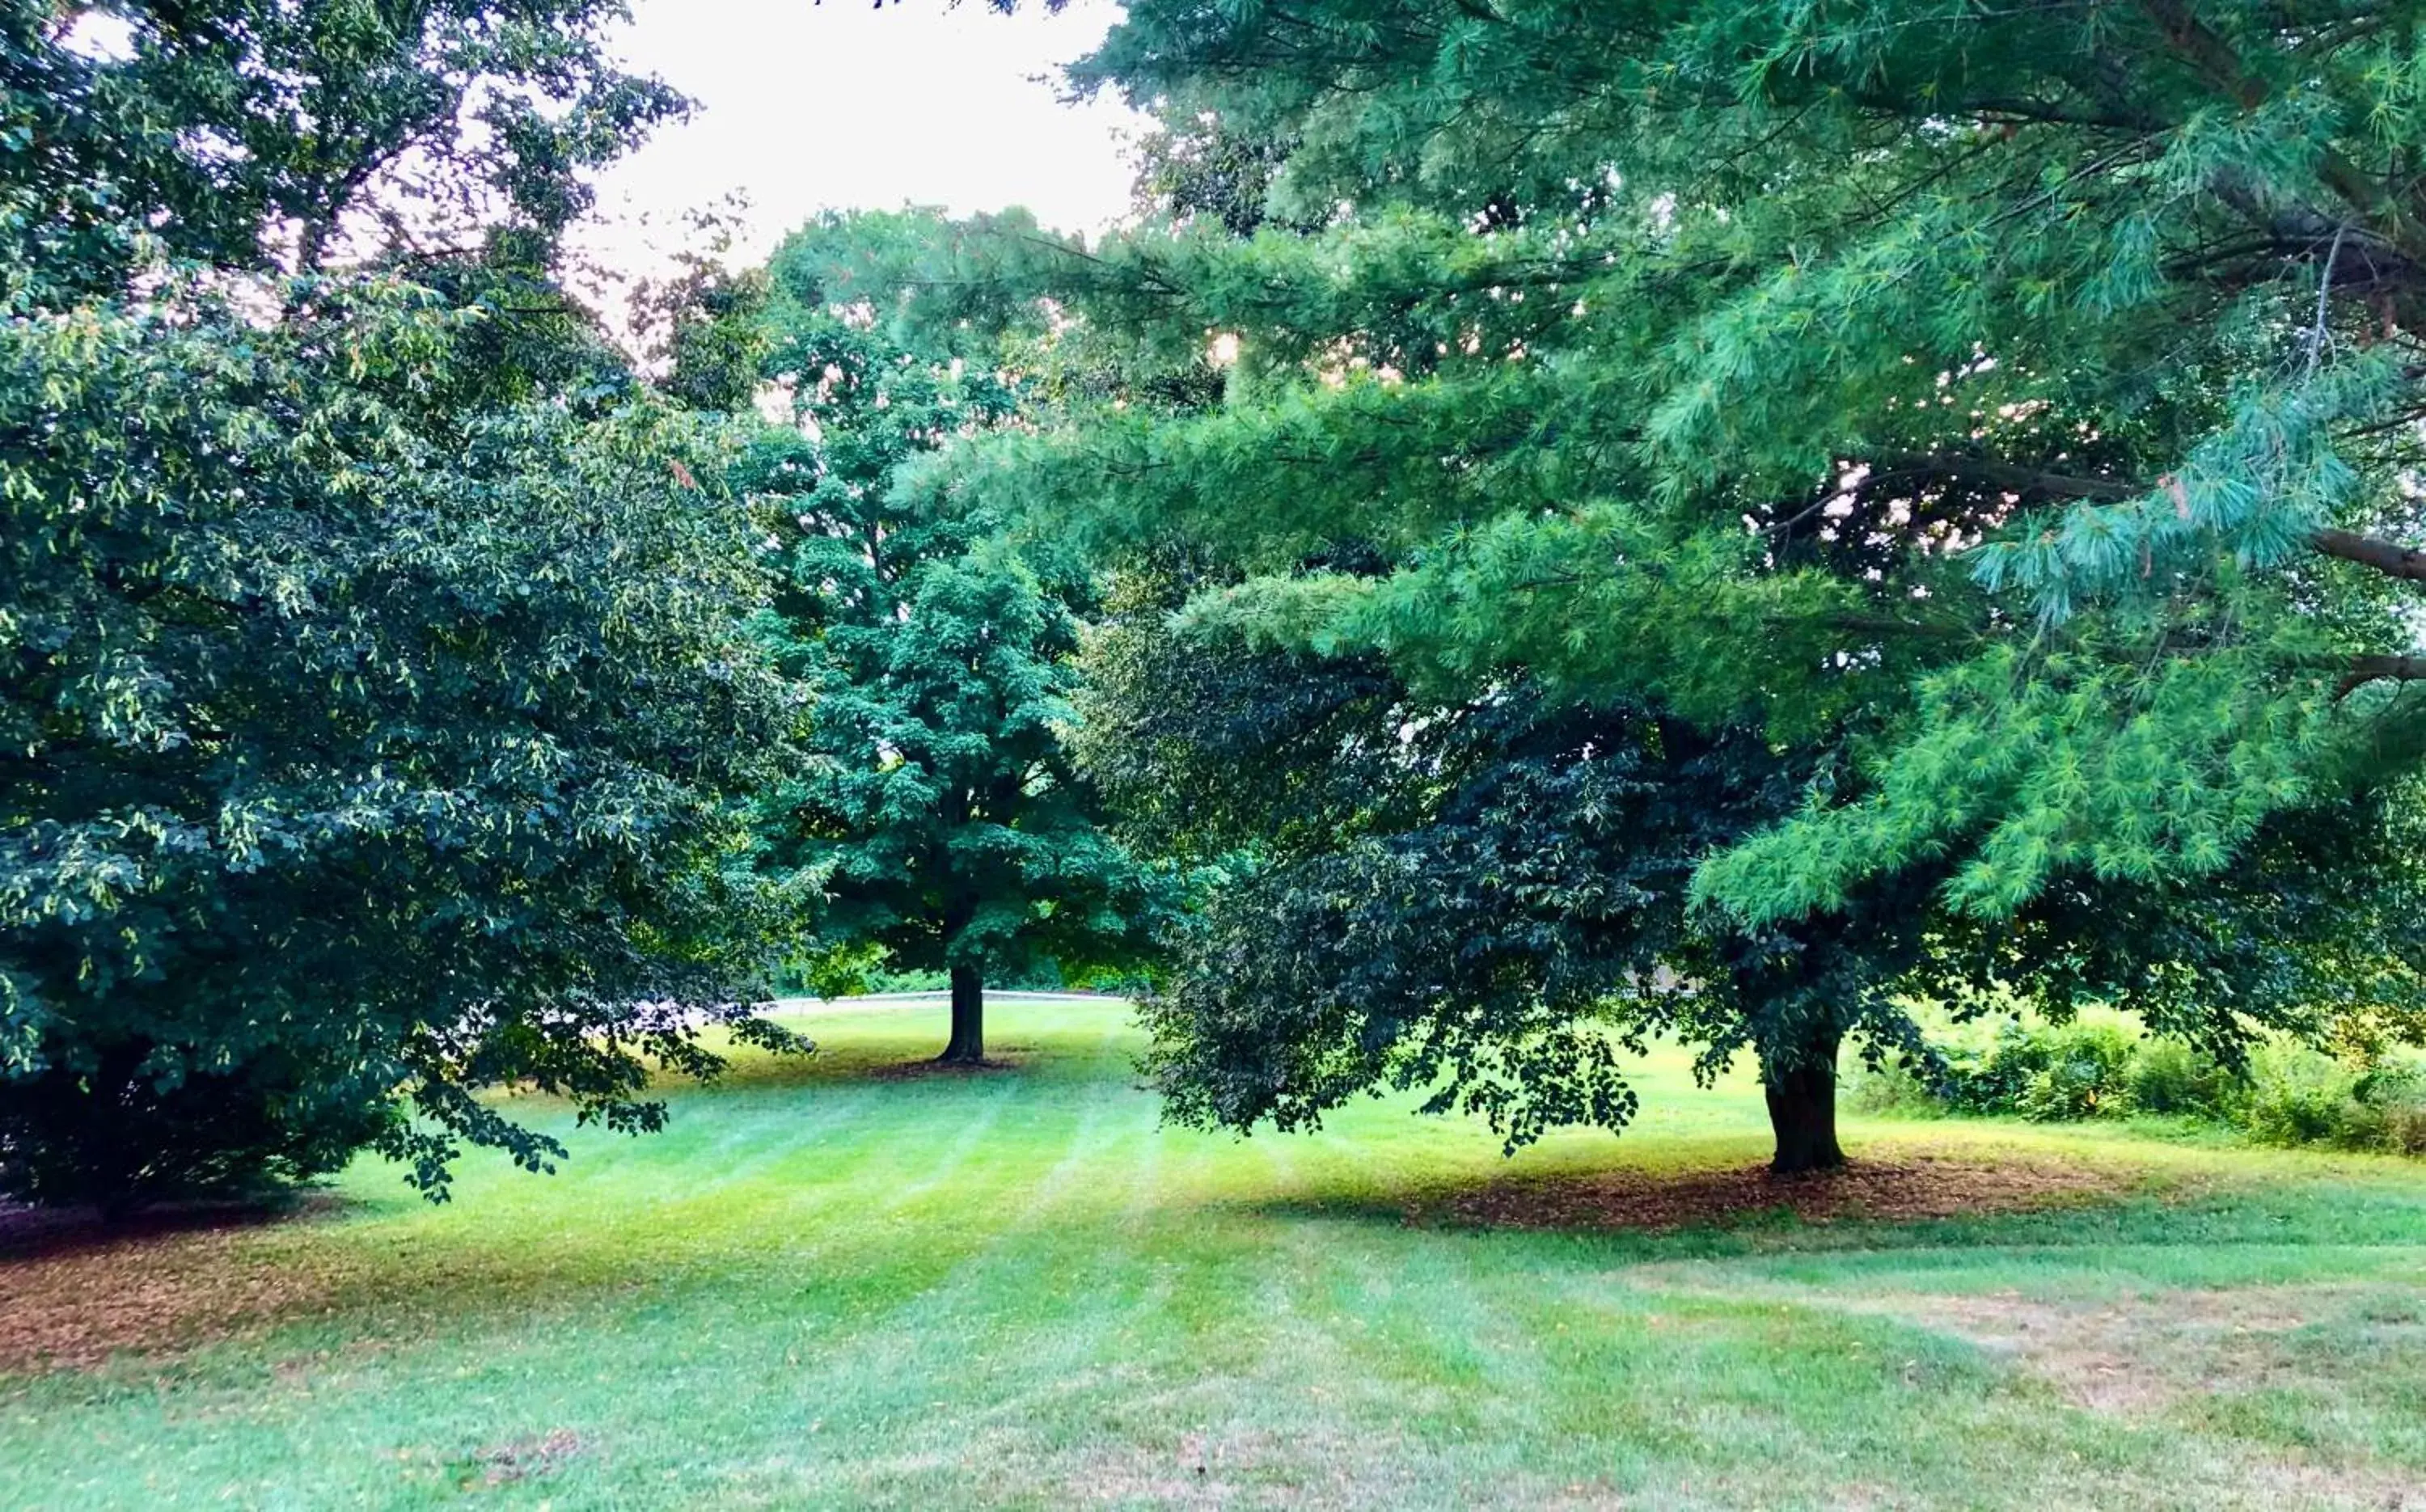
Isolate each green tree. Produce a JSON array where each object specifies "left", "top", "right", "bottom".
[
  {"left": 1038, "top": 0, "right": 2426, "bottom": 924},
  {"left": 746, "top": 215, "right": 1175, "bottom": 1065},
  {"left": 1078, "top": 563, "right": 1884, "bottom": 1169},
  {"left": 911, "top": 0, "right": 2426, "bottom": 1165},
  {"left": 7, "top": 0, "right": 681, "bottom": 288},
  {"left": 1077, "top": 551, "right": 2426, "bottom": 1171},
  {"left": 0, "top": 2, "right": 804, "bottom": 1209}
]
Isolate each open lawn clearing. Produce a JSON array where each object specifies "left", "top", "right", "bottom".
[{"left": 3, "top": 997, "right": 2424, "bottom": 1510}]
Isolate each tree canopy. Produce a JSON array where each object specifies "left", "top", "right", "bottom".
[
  {"left": 963, "top": 0, "right": 2426, "bottom": 910},
  {"left": 890, "top": 0, "right": 2426, "bottom": 1167},
  {"left": 739, "top": 213, "right": 1177, "bottom": 1064},
  {"left": 0, "top": 1, "right": 802, "bottom": 1208}
]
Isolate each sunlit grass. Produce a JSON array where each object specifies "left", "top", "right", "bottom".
[{"left": 3, "top": 997, "right": 2424, "bottom": 1509}]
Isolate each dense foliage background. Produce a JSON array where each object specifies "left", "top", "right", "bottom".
[{"left": 16, "top": 0, "right": 2426, "bottom": 1204}]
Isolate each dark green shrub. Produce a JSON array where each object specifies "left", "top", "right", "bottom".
[
  {"left": 1937, "top": 1022, "right": 2048, "bottom": 1114},
  {"left": 0, "top": 1044, "right": 395, "bottom": 1214},
  {"left": 1930, "top": 1020, "right": 2136, "bottom": 1119},
  {"left": 2015, "top": 1024, "right": 2137, "bottom": 1121},
  {"left": 2124, "top": 1038, "right": 2241, "bottom": 1118}
]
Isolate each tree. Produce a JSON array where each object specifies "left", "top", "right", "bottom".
[
  {"left": 744, "top": 214, "right": 1176, "bottom": 1065},
  {"left": 911, "top": 0, "right": 2426, "bottom": 1166},
  {"left": 2, "top": 264, "right": 809, "bottom": 1209},
  {"left": 0, "top": 2, "right": 805, "bottom": 1209},
  {"left": 6, "top": 0, "right": 682, "bottom": 287},
  {"left": 1078, "top": 563, "right": 1881, "bottom": 1169},
  {"left": 1042, "top": 0, "right": 2426, "bottom": 924},
  {"left": 1078, "top": 555, "right": 2426, "bottom": 1172}
]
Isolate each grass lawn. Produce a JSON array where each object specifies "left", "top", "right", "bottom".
[{"left": 4, "top": 996, "right": 2426, "bottom": 1510}]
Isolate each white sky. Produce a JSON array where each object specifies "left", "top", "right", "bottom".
[{"left": 573, "top": 0, "right": 1143, "bottom": 285}]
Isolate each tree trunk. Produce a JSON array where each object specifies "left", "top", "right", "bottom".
[
  {"left": 939, "top": 964, "right": 985, "bottom": 1064},
  {"left": 1762, "top": 1028, "right": 1845, "bottom": 1175}
]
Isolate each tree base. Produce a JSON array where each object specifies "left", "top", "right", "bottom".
[
  {"left": 1763, "top": 1044, "right": 1845, "bottom": 1175},
  {"left": 1766, "top": 1143, "right": 1849, "bottom": 1177},
  {"left": 940, "top": 965, "right": 985, "bottom": 1065}
]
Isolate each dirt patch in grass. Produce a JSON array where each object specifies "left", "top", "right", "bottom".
[
  {"left": 457, "top": 1428, "right": 589, "bottom": 1488},
  {"left": 1425, "top": 1152, "right": 2137, "bottom": 1233},
  {"left": 0, "top": 1197, "right": 359, "bottom": 1372},
  {"left": 1848, "top": 1283, "right": 2426, "bottom": 1507},
  {"left": 1863, "top": 1284, "right": 2410, "bottom": 1414}
]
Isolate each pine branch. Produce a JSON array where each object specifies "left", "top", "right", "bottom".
[
  {"left": 1862, "top": 454, "right": 2138, "bottom": 501},
  {"left": 1862, "top": 472, "right": 2426, "bottom": 593},
  {"left": 2138, "top": 0, "right": 2426, "bottom": 264}
]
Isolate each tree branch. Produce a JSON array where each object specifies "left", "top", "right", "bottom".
[
  {"left": 2335, "top": 654, "right": 2426, "bottom": 698},
  {"left": 1862, "top": 454, "right": 2139, "bottom": 501},
  {"left": 2313, "top": 527, "right": 2426, "bottom": 581},
  {"left": 2138, "top": 0, "right": 2426, "bottom": 264}
]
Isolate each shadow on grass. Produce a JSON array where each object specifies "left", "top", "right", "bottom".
[
  {"left": 0, "top": 1193, "right": 717, "bottom": 1379},
  {"left": 1226, "top": 1142, "right": 2213, "bottom": 1256},
  {"left": 0, "top": 1190, "right": 357, "bottom": 1264},
  {"left": 860, "top": 1056, "right": 1028, "bottom": 1081},
  {"left": 684, "top": 1036, "right": 1089, "bottom": 1093}
]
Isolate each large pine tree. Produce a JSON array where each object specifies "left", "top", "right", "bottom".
[
  {"left": 914, "top": 0, "right": 2426, "bottom": 1165},
  {"left": 1023, "top": 0, "right": 2426, "bottom": 919}
]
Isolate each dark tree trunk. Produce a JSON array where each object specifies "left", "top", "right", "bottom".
[
  {"left": 1762, "top": 1028, "right": 1846, "bottom": 1175},
  {"left": 939, "top": 964, "right": 985, "bottom": 1064}
]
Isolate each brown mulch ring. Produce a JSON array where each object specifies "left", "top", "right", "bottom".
[
  {"left": 861, "top": 1054, "right": 1027, "bottom": 1080},
  {"left": 0, "top": 1196, "right": 361, "bottom": 1373},
  {"left": 1422, "top": 1152, "right": 2143, "bottom": 1233}
]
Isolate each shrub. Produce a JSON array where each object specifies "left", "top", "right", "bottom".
[
  {"left": 0, "top": 1045, "right": 396, "bottom": 1214},
  {"left": 2014, "top": 1024, "right": 2138, "bottom": 1121},
  {"left": 2241, "top": 1075, "right": 2349, "bottom": 1147},
  {"left": 1928, "top": 1020, "right": 2136, "bottom": 1120},
  {"left": 1868, "top": 1017, "right": 2426, "bottom": 1157},
  {"left": 2387, "top": 1104, "right": 2426, "bottom": 1158},
  {"left": 2234, "top": 1045, "right": 2400, "bottom": 1151},
  {"left": 2124, "top": 1037, "right": 2241, "bottom": 1118},
  {"left": 1936, "top": 1022, "right": 2045, "bottom": 1114},
  {"left": 1846, "top": 1055, "right": 1946, "bottom": 1116},
  {"left": 2344, "top": 1063, "right": 2426, "bottom": 1155}
]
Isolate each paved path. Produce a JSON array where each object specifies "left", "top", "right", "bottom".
[{"left": 765, "top": 990, "right": 1130, "bottom": 1016}]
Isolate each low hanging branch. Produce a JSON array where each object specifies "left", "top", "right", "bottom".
[
  {"left": 1849, "top": 448, "right": 2426, "bottom": 588},
  {"left": 1870, "top": 458, "right": 2426, "bottom": 589},
  {"left": 2313, "top": 527, "right": 2426, "bottom": 583},
  {"left": 2335, "top": 654, "right": 2426, "bottom": 699}
]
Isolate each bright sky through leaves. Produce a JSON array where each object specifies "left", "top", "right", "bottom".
[{"left": 573, "top": 0, "right": 1140, "bottom": 282}]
